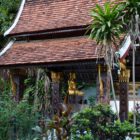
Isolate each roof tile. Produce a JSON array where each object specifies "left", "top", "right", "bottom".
[
  {"left": 10, "top": 0, "right": 100, "bottom": 35},
  {"left": 0, "top": 37, "right": 99, "bottom": 66},
  {"left": 10, "top": 0, "right": 122, "bottom": 35}
]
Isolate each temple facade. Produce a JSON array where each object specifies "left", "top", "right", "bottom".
[{"left": 0, "top": 0, "right": 139, "bottom": 121}]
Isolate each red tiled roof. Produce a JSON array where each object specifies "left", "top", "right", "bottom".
[
  {"left": 0, "top": 37, "right": 99, "bottom": 66},
  {"left": 9, "top": 0, "right": 123, "bottom": 35},
  {"left": 9, "top": 0, "right": 103, "bottom": 35}
]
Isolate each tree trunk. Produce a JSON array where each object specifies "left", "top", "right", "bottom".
[
  {"left": 105, "top": 45, "right": 120, "bottom": 120},
  {"left": 132, "top": 43, "right": 136, "bottom": 127},
  {"left": 108, "top": 65, "right": 120, "bottom": 120}
]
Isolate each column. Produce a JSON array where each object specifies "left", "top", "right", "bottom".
[
  {"left": 96, "top": 65, "right": 110, "bottom": 104},
  {"left": 119, "top": 68, "right": 130, "bottom": 122},
  {"left": 51, "top": 72, "right": 62, "bottom": 115},
  {"left": 9, "top": 69, "right": 27, "bottom": 102}
]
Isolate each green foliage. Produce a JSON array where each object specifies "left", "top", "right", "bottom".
[
  {"left": 123, "top": 0, "right": 140, "bottom": 18},
  {"left": 90, "top": 2, "right": 124, "bottom": 46},
  {"left": 74, "top": 133, "right": 93, "bottom": 140},
  {"left": 113, "top": 120, "right": 135, "bottom": 139},
  {"left": 88, "top": 96, "right": 96, "bottom": 107},
  {"left": 0, "top": 0, "right": 20, "bottom": 49},
  {"left": 24, "top": 77, "right": 36, "bottom": 104},
  {"left": 90, "top": 0, "right": 140, "bottom": 47},
  {"left": 0, "top": 96, "right": 39, "bottom": 140},
  {"left": 0, "top": 78, "right": 39, "bottom": 140},
  {"left": 0, "top": 0, "right": 20, "bottom": 33},
  {"left": 117, "top": 0, "right": 140, "bottom": 44},
  {"left": 128, "top": 105, "right": 140, "bottom": 133},
  {"left": 48, "top": 103, "right": 73, "bottom": 140},
  {"left": 0, "top": 76, "right": 10, "bottom": 94},
  {"left": 72, "top": 104, "right": 135, "bottom": 140},
  {"left": 24, "top": 71, "right": 51, "bottom": 116}
]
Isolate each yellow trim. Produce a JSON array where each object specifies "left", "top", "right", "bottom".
[{"left": 98, "top": 64, "right": 104, "bottom": 100}]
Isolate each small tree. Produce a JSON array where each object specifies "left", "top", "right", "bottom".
[
  {"left": 0, "top": 78, "right": 39, "bottom": 140},
  {"left": 89, "top": 2, "right": 124, "bottom": 119},
  {"left": 0, "top": 0, "right": 20, "bottom": 50}
]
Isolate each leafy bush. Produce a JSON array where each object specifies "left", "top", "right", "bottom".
[
  {"left": 0, "top": 78, "right": 39, "bottom": 140},
  {"left": 48, "top": 103, "right": 73, "bottom": 140},
  {"left": 71, "top": 104, "right": 135, "bottom": 140},
  {"left": 0, "top": 94, "right": 39, "bottom": 140},
  {"left": 0, "top": 0, "right": 20, "bottom": 33}
]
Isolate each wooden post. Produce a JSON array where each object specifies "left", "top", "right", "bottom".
[
  {"left": 9, "top": 69, "right": 27, "bottom": 102},
  {"left": 51, "top": 72, "right": 62, "bottom": 115},
  {"left": 119, "top": 66, "right": 130, "bottom": 122}
]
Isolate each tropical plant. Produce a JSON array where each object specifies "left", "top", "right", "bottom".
[
  {"left": 0, "top": 0, "right": 20, "bottom": 50},
  {"left": 48, "top": 103, "right": 73, "bottom": 140},
  {"left": 0, "top": 71, "right": 52, "bottom": 140},
  {"left": 90, "top": 2, "right": 124, "bottom": 49},
  {"left": 89, "top": 2, "right": 124, "bottom": 119},
  {"left": 128, "top": 104, "right": 140, "bottom": 132},
  {"left": 0, "top": 78, "right": 39, "bottom": 140},
  {"left": 123, "top": 0, "right": 140, "bottom": 21},
  {"left": 33, "top": 69, "right": 51, "bottom": 117},
  {"left": 0, "top": 0, "right": 20, "bottom": 33},
  {"left": 24, "top": 76, "right": 36, "bottom": 105},
  {"left": 71, "top": 104, "right": 135, "bottom": 140}
]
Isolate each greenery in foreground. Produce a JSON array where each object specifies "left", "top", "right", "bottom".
[
  {"left": 0, "top": 0, "right": 140, "bottom": 139},
  {"left": 89, "top": 0, "right": 140, "bottom": 123},
  {"left": 72, "top": 105, "right": 135, "bottom": 140},
  {"left": 0, "top": 77, "right": 135, "bottom": 140},
  {"left": 0, "top": 0, "right": 20, "bottom": 33},
  {"left": 0, "top": 78, "right": 39, "bottom": 140}
]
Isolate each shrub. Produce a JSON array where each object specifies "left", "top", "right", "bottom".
[
  {"left": 0, "top": 78, "right": 39, "bottom": 140},
  {"left": 71, "top": 104, "right": 135, "bottom": 140}
]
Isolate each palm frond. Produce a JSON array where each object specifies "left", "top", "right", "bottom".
[{"left": 90, "top": 2, "right": 124, "bottom": 47}]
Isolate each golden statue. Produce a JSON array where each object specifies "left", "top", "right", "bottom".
[
  {"left": 68, "top": 73, "right": 83, "bottom": 96},
  {"left": 119, "top": 59, "right": 130, "bottom": 82}
]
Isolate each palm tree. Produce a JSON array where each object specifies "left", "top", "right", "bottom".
[
  {"left": 122, "top": 0, "right": 140, "bottom": 126},
  {"left": 89, "top": 2, "right": 124, "bottom": 119}
]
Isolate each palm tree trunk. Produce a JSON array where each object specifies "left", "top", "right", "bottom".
[
  {"left": 108, "top": 65, "right": 120, "bottom": 120},
  {"left": 106, "top": 47, "right": 120, "bottom": 120},
  {"left": 132, "top": 43, "right": 136, "bottom": 127}
]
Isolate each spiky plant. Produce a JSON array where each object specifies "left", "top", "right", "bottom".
[
  {"left": 48, "top": 103, "right": 73, "bottom": 140},
  {"left": 89, "top": 2, "right": 124, "bottom": 119},
  {"left": 90, "top": 2, "right": 124, "bottom": 61},
  {"left": 123, "top": 0, "right": 140, "bottom": 38}
]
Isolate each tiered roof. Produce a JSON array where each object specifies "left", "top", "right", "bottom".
[
  {"left": 0, "top": 0, "right": 109, "bottom": 67},
  {"left": 9, "top": 0, "right": 97, "bottom": 35}
]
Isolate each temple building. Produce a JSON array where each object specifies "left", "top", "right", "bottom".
[{"left": 0, "top": 0, "right": 139, "bottom": 121}]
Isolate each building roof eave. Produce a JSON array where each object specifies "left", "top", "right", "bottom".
[
  {"left": 0, "top": 40, "right": 15, "bottom": 56},
  {"left": 0, "top": 37, "right": 100, "bottom": 67},
  {"left": 119, "top": 35, "right": 131, "bottom": 60}
]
